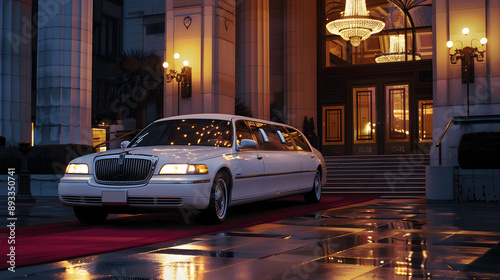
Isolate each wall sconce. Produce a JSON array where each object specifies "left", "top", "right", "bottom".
[
  {"left": 447, "top": 28, "right": 487, "bottom": 116},
  {"left": 163, "top": 53, "right": 192, "bottom": 114}
]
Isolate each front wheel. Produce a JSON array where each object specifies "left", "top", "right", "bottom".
[
  {"left": 304, "top": 170, "right": 321, "bottom": 204},
  {"left": 199, "top": 172, "right": 229, "bottom": 224},
  {"left": 73, "top": 206, "right": 108, "bottom": 224}
]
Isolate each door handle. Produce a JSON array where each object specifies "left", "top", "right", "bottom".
[{"left": 257, "top": 155, "right": 263, "bottom": 160}]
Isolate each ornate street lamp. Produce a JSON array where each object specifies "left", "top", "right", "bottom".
[
  {"left": 447, "top": 28, "right": 487, "bottom": 116},
  {"left": 326, "top": 0, "right": 385, "bottom": 47},
  {"left": 163, "top": 53, "right": 192, "bottom": 115}
]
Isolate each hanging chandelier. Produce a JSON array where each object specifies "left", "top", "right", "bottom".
[
  {"left": 375, "top": 34, "right": 421, "bottom": 63},
  {"left": 326, "top": 0, "right": 385, "bottom": 47}
]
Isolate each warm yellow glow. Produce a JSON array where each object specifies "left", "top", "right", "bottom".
[
  {"left": 159, "top": 164, "right": 209, "bottom": 175},
  {"left": 174, "top": 53, "right": 180, "bottom": 59},
  {"left": 162, "top": 62, "right": 169, "bottom": 68},
  {"left": 183, "top": 60, "right": 189, "bottom": 67},
  {"left": 480, "top": 37, "right": 487, "bottom": 45},
  {"left": 60, "top": 261, "right": 92, "bottom": 280},
  {"left": 194, "top": 165, "right": 209, "bottom": 174},
  {"left": 66, "top": 164, "right": 89, "bottom": 174},
  {"left": 325, "top": 0, "right": 384, "bottom": 47},
  {"left": 375, "top": 34, "right": 421, "bottom": 63},
  {"left": 462, "top": 27, "right": 469, "bottom": 35},
  {"left": 446, "top": 41, "right": 454, "bottom": 48},
  {"left": 160, "top": 164, "right": 189, "bottom": 174},
  {"left": 31, "top": 122, "right": 34, "bottom": 146}
]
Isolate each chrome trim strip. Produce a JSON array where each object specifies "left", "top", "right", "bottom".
[{"left": 235, "top": 170, "right": 316, "bottom": 180}]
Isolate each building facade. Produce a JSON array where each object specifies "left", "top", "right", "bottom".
[{"left": 1, "top": 0, "right": 499, "bottom": 200}]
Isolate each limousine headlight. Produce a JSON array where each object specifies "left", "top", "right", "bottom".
[
  {"left": 66, "top": 163, "right": 89, "bottom": 174},
  {"left": 159, "top": 164, "right": 209, "bottom": 175}
]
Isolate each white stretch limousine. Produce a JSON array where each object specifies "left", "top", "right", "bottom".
[{"left": 59, "top": 114, "right": 327, "bottom": 224}]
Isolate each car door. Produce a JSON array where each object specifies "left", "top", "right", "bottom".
[
  {"left": 288, "top": 128, "right": 318, "bottom": 190},
  {"left": 251, "top": 123, "right": 302, "bottom": 197},
  {"left": 231, "top": 120, "right": 264, "bottom": 202}
]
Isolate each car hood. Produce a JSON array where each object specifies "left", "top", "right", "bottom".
[{"left": 95, "top": 146, "right": 231, "bottom": 163}]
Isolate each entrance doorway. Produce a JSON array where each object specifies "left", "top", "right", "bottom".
[{"left": 321, "top": 84, "right": 433, "bottom": 155}]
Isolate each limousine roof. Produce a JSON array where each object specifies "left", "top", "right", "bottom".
[{"left": 154, "top": 113, "right": 299, "bottom": 130}]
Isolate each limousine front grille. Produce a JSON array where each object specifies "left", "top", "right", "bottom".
[
  {"left": 94, "top": 155, "right": 157, "bottom": 185},
  {"left": 128, "top": 197, "right": 183, "bottom": 207},
  {"left": 61, "top": 195, "right": 102, "bottom": 205}
]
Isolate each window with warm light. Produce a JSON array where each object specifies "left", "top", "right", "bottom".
[
  {"left": 353, "top": 87, "right": 376, "bottom": 143},
  {"left": 418, "top": 100, "right": 433, "bottom": 142},
  {"left": 386, "top": 85, "right": 409, "bottom": 142},
  {"left": 323, "top": 105, "right": 345, "bottom": 145}
]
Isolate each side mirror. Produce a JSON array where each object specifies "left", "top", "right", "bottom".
[
  {"left": 237, "top": 139, "right": 257, "bottom": 151},
  {"left": 121, "top": 141, "right": 130, "bottom": 149}
]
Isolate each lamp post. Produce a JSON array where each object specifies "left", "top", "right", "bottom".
[
  {"left": 163, "top": 53, "right": 192, "bottom": 115},
  {"left": 447, "top": 28, "right": 487, "bottom": 117}
]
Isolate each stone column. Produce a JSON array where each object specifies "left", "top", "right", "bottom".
[
  {"left": 283, "top": 0, "right": 316, "bottom": 129},
  {"left": 35, "top": 0, "right": 93, "bottom": 145},
  {"left": 164, "top": 0, "right": 236, "bottom": 117},
  {"left": 237, "top": 0, "right": 270, "bottom": 120},
  {"left": 0, "top": 0, "right": 32, "bottom": 146}
]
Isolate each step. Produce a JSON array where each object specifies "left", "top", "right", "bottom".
[{"left": 322, "top": 154, "right": 429, "bottom": 198}]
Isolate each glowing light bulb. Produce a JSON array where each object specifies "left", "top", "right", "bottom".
[
  {"left": 446, "top": 41, "right": 454, "bottom": 48},
  {"left": 183, "top": 60, "right": 189, "bottom": 67},
  {"left": 174, "top": 53, "right": 180, "bottom": 59},
  {"left": 162, "top": 62, "right": 169, "bottom": 68},
  {"left": 462, "top": 28, "right": 469, "bottom": 35},
  {"left": 480, "top": 38, "right": 487, "bottom": 45}
]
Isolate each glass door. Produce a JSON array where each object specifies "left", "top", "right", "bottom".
[
  {"left": 353, "top": 87, "right": 377, "bottom": 155},
  {"left": 385, "top": 84, "right": 410, "bottom": 154}
]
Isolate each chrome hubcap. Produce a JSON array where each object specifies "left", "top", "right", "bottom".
[
  {"left": 314, "top": 173, "right": 321, "bottom": 200},
  {"left": 214, "top": 178, "right": 227, "bottom": 219}
]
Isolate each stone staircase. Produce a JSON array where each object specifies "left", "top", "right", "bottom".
[{"left": 323, "top": 154, "right": 429, "bottom": 198}]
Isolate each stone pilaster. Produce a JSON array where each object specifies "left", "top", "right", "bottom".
[
  {"left": 0, "top": 0, "right": 32, "bottom": 146},
  {"left": 237, "top": 0, "right": 270, "bottom": 120},
  {"left": 283, "top": 0, "right": 316, "bottom": 129},
  {"left": 164, "top": 0, "right": 236, "bottom": 117},
  {"left": 35, "top": 0, "right": 93, "bottom": 145}
]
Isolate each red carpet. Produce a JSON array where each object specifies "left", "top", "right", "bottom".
[{"left": 0, "top": 195, "right": 376, "bottom": 269}]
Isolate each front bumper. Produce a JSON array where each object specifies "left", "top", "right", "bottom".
[{"left": 58, "top": 174, "right": 213, "bottom": 210}]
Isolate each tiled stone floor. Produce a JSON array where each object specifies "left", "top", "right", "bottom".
[{"left": 1, "top": 197, "right": 500, "bottom": 279}]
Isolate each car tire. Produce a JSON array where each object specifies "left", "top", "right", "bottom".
[
  {"left": 200, "top": 172, "right": 229, "bottom": 224},
  {"left": 304, "top": 170, "right": 321, "bottom": 204},
  {"left": 73, "top": 206, "right": 108, "bottom": 224}
]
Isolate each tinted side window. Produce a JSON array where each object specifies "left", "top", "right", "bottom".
[
  {"left": 259, "top": 125, "right": 285, "bottom": 150},
  {"left": 235, "top": 120, "right": 254, "bottom": 146},
  {"left": 246, "top": 121, "right": 266, "bottom": 149},
  {"left": 277, "top": 128, "right": 295, "bottom": 151},
  {"left": 288, "top": 128, "right": 311, "bottom": 151}
]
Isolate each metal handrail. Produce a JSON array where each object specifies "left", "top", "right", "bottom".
[
  {"left": 93, "top": 129, "right": 141, "bottom": 151},
  {"left": 436, "top": 118, "right": 454, "bottom": 166}
]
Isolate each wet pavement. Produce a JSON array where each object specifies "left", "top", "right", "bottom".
[{"left": 1, "top": 197, "right": 500, "bottom": 279}]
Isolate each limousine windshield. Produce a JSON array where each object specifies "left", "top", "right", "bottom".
[{"left": 129, "top": 119, "right": 233, "bottom": 148}]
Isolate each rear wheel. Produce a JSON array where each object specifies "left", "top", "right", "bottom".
[
  {"left": 199, "top": 172, "right": 229, "bottom": 224},
  {"left": 304, "top": 170, "right": 321, "bottom": 203},
  {"left": 73, "top": 206, "right": 108, "bottom": 224}
]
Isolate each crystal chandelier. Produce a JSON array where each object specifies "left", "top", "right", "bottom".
[
  {"left": 375, "top": 34, "right": 421, "bottom": 63},
  {"left": 326, "top": 0, "right": 385, "bottom": 47}
]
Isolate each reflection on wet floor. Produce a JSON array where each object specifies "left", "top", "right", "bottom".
[{"left": 2, "top": 198, "right": 500, "bottom": 280}]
